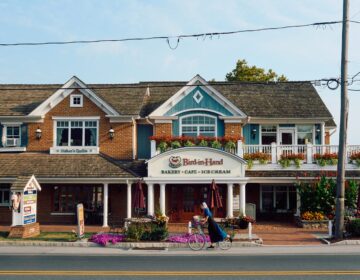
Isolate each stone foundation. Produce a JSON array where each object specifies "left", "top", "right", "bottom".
[{"left": 8, "top": 223, "right": 40, "bottom": 238}]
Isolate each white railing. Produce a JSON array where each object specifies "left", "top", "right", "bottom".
[{"left": 150, "top": 140, "right": 360, "bottom": 167}]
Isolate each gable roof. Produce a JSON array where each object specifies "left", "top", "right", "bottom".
[{"left": 0, "top": 76, "right": 335, "bottom": 125}]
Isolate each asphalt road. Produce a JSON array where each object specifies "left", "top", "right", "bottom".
[{"left": 0, "top": 252, "right": 360, "bottom": 280}]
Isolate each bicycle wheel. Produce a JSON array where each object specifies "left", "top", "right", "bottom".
[
  {"left": 218, "top": 239, "right": 232, "bottom": 250},
  {"left": 188, "top": 233, "right": 206, "bottom": 251}
]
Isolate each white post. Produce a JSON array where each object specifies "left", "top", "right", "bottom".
[
  {"left": 237, "top": 140, "right": 244, "bottom": 158},
  {"left": 160, "top": 183, "right": 166, "bottom": 216},
  {"left": 271, "top": 142, "right": 277, "bottom": 164},
  {"left": 306, "top": 143, "right": 313, "bottom": 164},
  {"left": 147, "top": 183, "right": 154, "bottom": 216},
  {"left": 296, "top": 188, "right": 301, "bottom": 217},
  {"left": 240, "top": 183, "right": 246, "bottom": 216},
  {"left": 150, "top": 140, "right": 156, "bottom": 157},
  {"left": 328, "top": 220, "right": 333, "bottom": 237},
  {"left": 127, "top": 182, "right": 132, "bottom": 219},
  {"left": 248, "top": 222, "right": 253, "bottom": 239},
  {"left": 226, "top": 183, "right": 234, "bottom": 218},
  {"left": 188, "top": 221, "right": 192, "bottom": 234},
  {"left": 103, "top": 183, "right": 109, "bottom": 227}
]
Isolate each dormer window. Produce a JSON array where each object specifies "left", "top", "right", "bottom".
[{"left": 70, "top": 94, "right": 83, "bottom": 107}]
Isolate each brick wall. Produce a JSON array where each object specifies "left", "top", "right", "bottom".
[
  {"left": 27, "top": 91, "right": 134, "bottom": 160},
  {"left": 154, "top": 123, "right": 172, "bottom": 137},
  {"left": 224, "top": 123, "right": 242, "bottom": 137}
]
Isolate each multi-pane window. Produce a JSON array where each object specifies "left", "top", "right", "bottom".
[
  {"left": 261, "top": 185, "right": 297, "bottom": 212},
  {"left": 297, "top": 125, "right": 313, "bottom": 145},
  {"left": 70, "top": 95, "right": 83, "bottom": 107},
  {"left": 261, "top": 125, "right": 277, "bottom": 145},
  {"left": 56, "top": 120, "right": 98, "bottom": 147},
  {"left": 53, "top": 185, "right": 103, "bottom": 213},
  {"left": 180, "top": 115, "right": 216, "bottom": 137},
  {"left": 0, "top": 185, "right": 10, "bottom": 206}
]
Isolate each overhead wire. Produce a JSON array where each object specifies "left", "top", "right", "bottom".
[{"left": 0, "top": 20, "right": 359, "bottom": 48}]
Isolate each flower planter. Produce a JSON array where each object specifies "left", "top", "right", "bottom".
[
  {"left": 238, "top": 220, "right": 249, "bottom": 229},
  {"left": 295, "top": 216, "right": 330, "bottom": 229}
]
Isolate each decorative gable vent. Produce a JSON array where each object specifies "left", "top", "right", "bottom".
[{"left": 193, "top": 91, "right": 203, "bottom": 104}]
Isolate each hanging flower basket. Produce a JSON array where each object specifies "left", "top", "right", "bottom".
[{"left": 238, "top": 219, "right": 249, "bottom": 229}]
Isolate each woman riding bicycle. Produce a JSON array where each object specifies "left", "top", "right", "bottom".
[{"left": 200, "top": 202, "right": 232, "bottom": 249}]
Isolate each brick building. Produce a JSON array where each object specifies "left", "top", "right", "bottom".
[{"left": 0, "top": 75, "right": 359, "bottom": 226}]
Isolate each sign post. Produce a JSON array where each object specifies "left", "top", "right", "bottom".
[
  {"left": 9, "top": 175, "right": 41, "bottom": 238},
  {"left": 77, "top": 203, "right": 85, "bottom": 239}
]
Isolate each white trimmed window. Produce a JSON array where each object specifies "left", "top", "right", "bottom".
[
  {"left": 56, "top": 120, "right": 98, "bottom": 147},
  {"left": 260, "top": 185, "right": 297, "bottom": 213},
  {"left": 261, "top": 125, "right": 277, "bottom": 145},
  {"left": 297, "top": 125, "right": 314, "bottom": 144},
  {"left": 180, "top": 114, "right": 216, "bottom": 137},
  {"left": 0, "top": 186, "right": 10, "bottom": 206},
  {"left": 4, "top": 126, "right": 21, "bottom": 147},
  {"left": 70, "top": 94, "right": 83, "bottom": 107}
]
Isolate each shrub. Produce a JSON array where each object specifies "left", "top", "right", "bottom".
[
  {"left": 170, "top": 140, "right": 181, "bottom": 149},
  {"left": 347, "top": 219, "right": 360, "bottom": 236},
  {"left": 126, "top": 221, "right": 168, "bottom": 241},
  {"left": 211, "top": 140, "right": 222, "bottom": 149}
]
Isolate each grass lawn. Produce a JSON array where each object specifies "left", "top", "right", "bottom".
[{"left": 0, "top": 231, "right": 94, "bottom": 242}]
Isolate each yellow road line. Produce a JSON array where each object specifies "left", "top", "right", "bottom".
[{"left": 0, "top": 271, "right": 360, "bottom": 276}]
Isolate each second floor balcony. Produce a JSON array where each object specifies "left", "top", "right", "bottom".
[{"left": 150, "top": 136, "right": 360, "bottom": 170}]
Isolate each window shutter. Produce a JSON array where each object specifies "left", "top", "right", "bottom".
[{"left": 21, "top": 124, "right": 28, "bottom": 147}]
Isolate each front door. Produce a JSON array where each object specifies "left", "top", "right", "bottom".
[
  {"left": 169, "top": 185, "right": 226, "bottom": 222},
  {"left": 279, "top": 129, "right": 295, "bottom": 155}
]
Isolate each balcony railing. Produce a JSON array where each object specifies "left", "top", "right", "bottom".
[{"left": 150, "top": 140, "right": 360, "bottom": 167}]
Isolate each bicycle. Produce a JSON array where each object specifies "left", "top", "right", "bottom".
[{"left": 188, "top": 222, "right": 232, "bottom": 251}]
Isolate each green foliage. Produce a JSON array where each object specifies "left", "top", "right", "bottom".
[
  {"left": 297, "top": 177, "right": 359, "bottom": 216},
  {"left": 347, "top": 219, "right": 360, "bottom": 236},
  {"left": 170, "top": 140, "right": 181, "bottom": 149},
  {"left": 126, "top": 222, "right": 168, "bottom": 241},
  {"left": 279, "top": 158, "right": 291, "bottom": 168},
  {"left": 297, "top": 176, "right": 336, "bottom": 216},
  {"left": 198, "top": 139, "right": 208, "bottom": 147},
  {"left": 184, "top": 140, "right": 195, "bottom": 147},
  {"left": 224, "top": 140, "right": 236, "bottom": 150},
  {"left": 225, "top": 59, "right": 287, "bottom": 82},
  {"left": 157, "top": 141, "right": 168, "bottom": 152},
  {"left": 345, "top": 180, "right": 359, "bottom": 210},
  {"left": 211, "top": 140, "right": 222, "bottom": 149}
]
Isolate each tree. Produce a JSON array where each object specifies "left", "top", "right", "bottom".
[{"left": 225, "top": 59, "right": 287, "bottom": 82}]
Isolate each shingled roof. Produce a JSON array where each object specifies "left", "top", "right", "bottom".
[
  {"left": 0, "top": 153, "right": 138, "bottom": 178},
  {"left": 0, "top": 79, "right": 335, "bottom": 124}
]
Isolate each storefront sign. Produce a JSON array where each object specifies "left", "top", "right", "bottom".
[
  {"left": 23, "top": 189, "right": 37, "bottom": 225},
  {"left": 148, "top": 147, "right": 246, "bottom": 178},
  {"left": 77, "top": 204, "right": 85, "bottom": 238},
  {"left": 50, "top": 147, "right": 99, "bottom": 154}
]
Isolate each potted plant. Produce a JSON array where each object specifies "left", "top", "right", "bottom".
[
  {"left": 157, "top": 141, "right": 168, "bottom": 153},
  {"left": 211, "top": 140, "right": 222, "bottom": 149},
  {"left": 238, "top": 215, "right": 256, "bottom": 229},
  {"left": 170, "top": 140, "right": 181, "bottom": 149},
  {"left": 350, "top": 152, "right": 360, "bottom": 167},
  {"left": 314, "top": 153, "right": 338, "bottom": 166},
  {"left": 244, "top": 152, "right": 271, "bottom": 169},
  {"left": 279, "top": 153, "right": 305, "bottom": 168}
]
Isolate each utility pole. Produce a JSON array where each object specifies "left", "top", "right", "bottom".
[{"left": 335, "top": 0, "right": 350, "bottom": 240}]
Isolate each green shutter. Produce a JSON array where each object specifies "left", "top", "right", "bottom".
[{"left": 21, "top": 125, "right": 28, "bottom": 147}]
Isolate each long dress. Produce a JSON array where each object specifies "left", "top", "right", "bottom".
[{"left": 204, "top": 208, "right": 227, "bottom": 243}]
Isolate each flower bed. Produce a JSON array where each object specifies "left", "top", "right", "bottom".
[
  {"left": 149, "top": 135, "right": 243, "bottom": 153},
  {"left": 89, "top": 233, "right": 126, "bottom": 246}
]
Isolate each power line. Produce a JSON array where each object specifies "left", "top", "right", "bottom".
[{"left": 0, "top": 20, "right": 359, "bottom": 48}]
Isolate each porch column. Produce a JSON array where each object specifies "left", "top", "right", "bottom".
[
  {"left": 127, "top": 182, "right": 132, "bottom": 219},
  {"left": 296, "top": 188, "right": 301, "bottom": 216},
  {"left": 239, "top": 183, "right": 246, "bottom": 216},
  {"left": 147, "top": 183, "right": 154, "bottom": 216},
  {"left": 102, "top": 183, "right": 109, "bottom": 227},
  {"left": 159, "top": 183, "right": 166, "bottom": 216},
  {"left": 226, "top": 183, "right": 234, "bottom": 218}
]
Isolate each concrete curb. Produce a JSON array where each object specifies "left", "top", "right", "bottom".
[
  {"left": 0, "top": 240, "right": 262, "bottom": 248},
  {"left": 331, "top": 240, "right": 360, "bottom": 246}
]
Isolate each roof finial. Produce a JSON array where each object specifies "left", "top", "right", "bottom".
[{"left": 146, "top": 85, "right": 151, "bottom": 97}]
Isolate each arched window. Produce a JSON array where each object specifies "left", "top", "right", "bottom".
[{"left": 180, "top": 114, "right": 216, "bottom": 137}]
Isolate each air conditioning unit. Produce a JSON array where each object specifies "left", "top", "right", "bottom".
[{"left": 6, "top": 138, "right": 18, "bottom": 147}]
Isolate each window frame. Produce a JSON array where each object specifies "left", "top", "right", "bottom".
[
  {"left": 259, "top": 185, "right": 297, "bottom": 213},
  {"left": 179, "top": 114, "right": 217, "bottom": 137},
  {"left": 70, "top": 94, "right": 83, "bottom": 108},
  {"left": 2, "top": 124, "right": 22, "bottom": 147},
  {"left": 0, "top": 187, "right": 10, "bottom": 206},
  {"left": 54, "top": 118, "right": 99, "bottom": 148},
  {"left": 297, "top": 125, "right": 315, "bottom": 145},
  {"left": 260, "top": 125, "right": 277, "bottom": 145}
]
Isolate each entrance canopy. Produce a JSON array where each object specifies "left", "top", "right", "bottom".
[{"left": 145, "top": 147, "right": 248, "bottom": 184}]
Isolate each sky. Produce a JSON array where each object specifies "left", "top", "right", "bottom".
[{"left": 0, "top": 0, "right": 359, "bottom": 144}]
